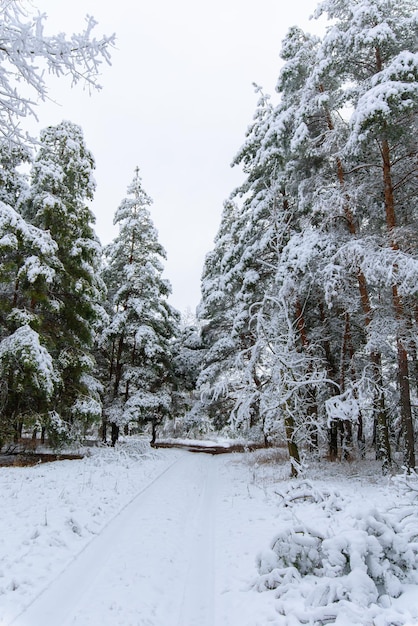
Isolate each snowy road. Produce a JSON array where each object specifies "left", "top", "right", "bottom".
[
  {"left": 9, "top": 451, "right": 278, "bottom": 626},
  {"left": 3, "top": 448, "right": 418, "bottom": 626}
]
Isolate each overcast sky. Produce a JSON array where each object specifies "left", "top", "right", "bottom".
[{"left": 27, "top": 0, "right": 326, "bottom": 314}]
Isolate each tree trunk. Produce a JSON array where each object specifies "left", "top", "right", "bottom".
[
  {"left": 382, "top": 132, "right": 415, "bottom": 470},
  {"left": 100, "top": 418, "right": 107, "bottom": 443},
  {"left": 151, "top": 419, "right": 157, "bottom": 446},
  {"left": 295, "top": 299, "right": 319, "bottom": 454},
  {"left": 370, "top": 351, "right": 392, "bottom": 470},
  {"left": 319, "top": 303, "right": 340, "bottom": 460},
  {"left": 340, "top": 421, "right": 352, "bottom": 460},
  {"left": 397, "top": 339, "right": 415, "bottom": 470},
  {"left": 284, "top": 410, "right": 300, "bottom": 477},
  {"left": 111, "top": 423, "right": 119, "bottom": 447},
  {"left": 329, "top": 423, "right": 339, "bottom": 460},
  {"left": 13, "top": 421, "right": 23, "bottom": 444}
]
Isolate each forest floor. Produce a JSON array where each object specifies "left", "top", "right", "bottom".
[{"left": 0, "top": 440, "right": 417, "bottom": 625}]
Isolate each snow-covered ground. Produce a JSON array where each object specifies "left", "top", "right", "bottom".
[{"left": 0, "top": 440, "right": 417, "bottom": 625}]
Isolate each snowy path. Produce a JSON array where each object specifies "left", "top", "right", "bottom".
[
  {"left": 3, "top": 447, "right": 418, "bottom": 626},
  {"left": 10, "top": 453, "right": 215, "bottom": 626},
  {"left": 8, "top": 451, "right": 278, "bottom": 626}
]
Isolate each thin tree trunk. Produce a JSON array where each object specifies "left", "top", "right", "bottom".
[
  {"left": 339, "top": 314, "right": 353, "bottom": 460},
  {"left": 318, "top": 303, "right": 340, "bottom": 459},
  {"left": 151, "top": 419, "right": 157, "bottom": 446},
  {"left": 284, "top": 411, "right": 301, "bottom": 477},
  {"left": 382, "top": 132, "right": 415, "bottom": 469},
  {"left": 329, "top": 423, "right": 339, "bottom": 460},
  {"left": 346, "top": 321, "right": 365, "bottom": 456},
  {"left": 397, "top": 335, "right": 415, "bottom": 469},
  {"left": 111, "top": 423, "right": 119, "bottom": 446},
  {"left": 101, "top": 418, "right": 107, "bottom": 443},
  {"left": 295, "top": 298, "right": 319, "bottom": 454}
]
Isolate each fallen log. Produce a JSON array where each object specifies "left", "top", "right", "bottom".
[{"left": 151, "top": 441, "right": 265, "bottom": 455}]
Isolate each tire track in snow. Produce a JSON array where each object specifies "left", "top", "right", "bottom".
[
  {"left": 177, "top": 454, "right": 216, "bottom": 626},
  {"left": 9, "top": 452, "right": 217, "bottom": 626}
]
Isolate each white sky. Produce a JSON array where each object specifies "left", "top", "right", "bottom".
[{"left": 26, "top": 0, "right": 326, "bottom": 314}]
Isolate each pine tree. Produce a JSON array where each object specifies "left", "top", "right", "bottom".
[
  {"left": 171, "top": 321, "right": 206, "bottom": 436},
  {"left": 101, "top": 168, "right": 180, "bottom": 445},
  {"left": 315, "top": 0, "right": 418, "bottom": 469},
  {"left": 21, "top": 120, "right": 105, "bottom": 443},
  {"left": 0, "top": 201, "right": 59, "bottom": 445},
  {"left": 275, "top": 24, "right": 387, "bottom": 463},
  {"left": 195, "top": 199, "right": 246, "bottom": 432},
  {"left": 0, "top": 141, "right": 61, "bottom": 445}
]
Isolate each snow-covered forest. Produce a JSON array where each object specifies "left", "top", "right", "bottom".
[
  {"left": 194, "top": 0, "right": 418, "bottom": 476},
  {"left": 0, "top": 0, "right": 418, "bottom": 624},
  {"left": 3, "top": 0, "right": 416, "bottom": 474}
]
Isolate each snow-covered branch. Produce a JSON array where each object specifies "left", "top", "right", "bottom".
[{"left": 0, "top": 2, "right": 115, "bottom": 144}]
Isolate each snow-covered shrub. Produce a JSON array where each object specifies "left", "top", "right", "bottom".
[
  {"left": 256, "top": 480, "right": 418, "bottom": 624},
  {"left": 87, "top": 436, "right": 155, "bottom": 467},
  {"left": 114, "top": 436, "right": 155, "bottom": 460}
]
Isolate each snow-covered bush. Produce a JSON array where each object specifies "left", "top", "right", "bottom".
[{"left": 255, "top": 479, "right": 418, "bottom": 624}]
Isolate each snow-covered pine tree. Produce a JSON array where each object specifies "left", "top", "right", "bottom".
[
  {"left": 0, "top": 140, "right": 61, "bottom": 445},
  {"left": 195, "top": 56, "right": 324, "bottom": 465},
  {"left": 241, "top": 31, "right": 327, "bottom": 459},
  {"left": 315, "top": 0, "right": 418, "bottom": 469},
  {"left": 20, "top": 121, "right": 105, "bottom": 444},
  {"left": 275, "top": 24, "right": 390, "bottom": 464},
  {"left": 101, "top": 168, "right": 180, "bottom": 445},
  {"left": 196, "top": 87, "right": 294, "bottom": 438},
  {"left": 0, "top": 202, "right": 59, "bottom": 446},
  {"left": 195, "top": 199, "right": 246, "bottom": 432},
  {"left": 223, "top": 37, "right": 329, "bottom": 467},
  {"left": 171, "top": 320, "right": 206, "bottom": 436}
]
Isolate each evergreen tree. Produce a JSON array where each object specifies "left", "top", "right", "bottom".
[
  {"left": 171, "top": 321, "right": 206, "bottom": 435},
  {"left": 0, "top": 141, "right": 60, "bottom": 445},
  {"left": 273, "top": 24, "right": 380, "bottom": 463},
  {"left": 196, "top": 199, "right": 246, "bottom": 432},
  {"left": 193, "top": 0, "right": 417, "bottom": 473},
  {"left": 0, "top": 201, "right": 59, "bottom": 445},
  {"left": 21, "top": 120, "right": 105, "bottom": 443},
  {"left": 315, "top": 0, "right": 418, "bottom": 469},
  {"left": 101, "top": 168, "right": 180, "bottom": 445}
]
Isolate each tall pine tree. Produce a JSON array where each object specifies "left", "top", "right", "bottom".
[
  {"left": 21, "top": 120, "right": 105, "bottom": 443},
  {"left": 101, "top": 168, "right": 180, "bottom": 444}
]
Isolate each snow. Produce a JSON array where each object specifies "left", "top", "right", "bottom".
[
  {"left": 17, "top": 255, "right": 55, "bottom": 284},
  {"left": 1, "top": 442, "right": 418, "bottom": 625},
  {"left": 0, "top": 325, "right": 56, "bottom": 397}
]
